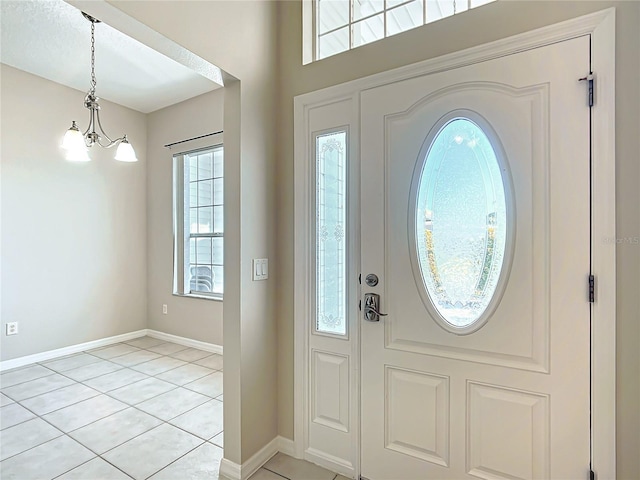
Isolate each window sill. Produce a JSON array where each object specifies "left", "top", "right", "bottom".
[{"left": 173, "top": 292, "right": 223, "bottom": 302}]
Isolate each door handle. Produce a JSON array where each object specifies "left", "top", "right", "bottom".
[{"left": 364, "top": 293, "right": 387, "bottom": 322}]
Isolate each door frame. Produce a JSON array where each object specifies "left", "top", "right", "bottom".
[{"left": 293, "top": 8, "right": 616, "bottom": 478}]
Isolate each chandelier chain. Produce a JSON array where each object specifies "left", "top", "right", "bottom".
[{"left": 90, "top": 20, "right": 97, "bottom": 95}]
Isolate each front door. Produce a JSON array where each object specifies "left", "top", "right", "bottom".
[{"left": 361, "top": 36, "right": 591, "bottom": 479}]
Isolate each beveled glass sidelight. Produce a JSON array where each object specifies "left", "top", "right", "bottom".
[
  {"left": 316, "top": 130, "right": 348, "bottom": 336},
  {"left": 414, "top": 117, "right": 510, "bottom": 331}
]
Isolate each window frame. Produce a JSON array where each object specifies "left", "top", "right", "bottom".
[
  {"left": 308, "top": 0, "right": 496, "bottom": 62},
  {"left": 173, "top": 137, "right": 224, "bottom": 301}
]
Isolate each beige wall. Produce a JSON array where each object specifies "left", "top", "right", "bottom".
[
  {"left": 106, "top": 0, "right": 279, "bottom": 464},
  {"left": 0, "top": 65, "right": 147, "bottom": 361},
  {"left": 145, "top": 89, "right": 224, "bottom": 345},
  {"left": 275, "top": 1, "right": 640, "bottom": 477}
]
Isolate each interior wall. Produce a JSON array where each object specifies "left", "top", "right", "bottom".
[
  {"left": 105, "top": 0, "right": 279, "bottom": 465},
  {"left": 275, "top": 1, "right": 640, "bottom": 477},
  {"left": 145, "top": 89, "right": 224, "bottom": 345},
  {"left": 0, "top": 64, "right": 147, "bottom": 361}
]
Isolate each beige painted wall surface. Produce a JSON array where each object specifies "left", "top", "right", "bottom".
[
  {"left": 107, "top": 0, "right": 279, "bottom": 464},
  {"left": 0, "top": 65, "right": 147, "bottom": 361},
  {"left": 276, "top": 1, "right": 640, "bottom": 477},
  {"left": 146, "top": 89, "right": 224, "bottom": 345}
]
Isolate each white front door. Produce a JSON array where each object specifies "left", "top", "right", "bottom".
[{"left": 361, "top": 36, "right": 591, "bottom": 479}]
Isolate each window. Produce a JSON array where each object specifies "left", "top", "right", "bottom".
[
  {"left": 315, "top": 130, "right": 348, "bottom": 336},
  {"left": 173, "top": 144, "right": 224, "bottom": 299},
  {"left": 312, "top": 0, "right": 496, "bottom": 61},
  {"left": 412, "top": 116, "right": 511, "bottom": 332}
]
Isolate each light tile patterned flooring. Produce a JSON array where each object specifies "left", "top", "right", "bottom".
[
  {"left": 0, "top": 337, "right": 224, "bottom": 479},
  {"left": 0, "top": 336, "right": 344, "bottom": 480},
  {"left": 254, "top": 453, "right": 349, "bottom": 480}
]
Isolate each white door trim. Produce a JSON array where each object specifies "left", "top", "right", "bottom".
[{"left": 293, "top": 8, "right": 615, "bottom": 478}]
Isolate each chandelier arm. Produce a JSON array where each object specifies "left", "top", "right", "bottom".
[
  {"left": 82, "top": 107, "right": 94, "bottom": 146},
  {"left": 94, "top": 109, "right": 118, "bottom": 146}
]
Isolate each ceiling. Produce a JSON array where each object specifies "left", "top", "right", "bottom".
[{"left": 0, "top": 0, "right": 223, "bottom": 113}]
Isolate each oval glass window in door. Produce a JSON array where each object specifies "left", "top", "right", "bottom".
[{"left": 414, "top": 116, "right": 512, "bottom": 331}]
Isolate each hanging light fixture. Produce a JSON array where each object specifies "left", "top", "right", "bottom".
[{"left": 61, "top": 12, "right": 137, "bottom": 163}]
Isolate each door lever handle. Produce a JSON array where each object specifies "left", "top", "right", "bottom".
[{"left": 364, "top": 293, "right": 387, "bottom": 322}]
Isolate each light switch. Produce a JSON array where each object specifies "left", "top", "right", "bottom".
[{"left": 253, "top": 258, "right": 269, "bottom": 281}]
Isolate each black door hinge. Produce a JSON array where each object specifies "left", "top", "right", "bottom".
[
  {"left": 589, "top": 469, "right": 595, "bottom": 480},
  {"left": 359, "top": 273, "right": 361, "bottom": 285},
  {"left": 579, "top": 74, "right": 595, "bottom": 107},
  {"left": 589, "top": 275, "right": 595, "bottom": 303}
]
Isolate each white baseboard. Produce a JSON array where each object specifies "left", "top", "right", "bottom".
[
  {"left": 220, "top": 436, "right": 294, "bottom": 480},
  {"left": 0, "top": 329, "right": 147, "bottom": 372},
  {"left": 277, "top": 436, "right": 296, "bottom": 457},
  {"left": 219, "top": 458, "right": 241, "bottom": 480},
  {"left": 147, "top": 329, "right": 223, "bottom": 354},
  {"left": 0, "top": 329, "right": 223, "bottom": 372},
  {"left": 305, "top": 447, "right": 355, "bottom": 478}
]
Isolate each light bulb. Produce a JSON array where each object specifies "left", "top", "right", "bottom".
[{"left": 114, "top": 136, "right": 137, "bottom": 162}]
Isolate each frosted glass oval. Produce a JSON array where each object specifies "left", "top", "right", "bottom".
[{"left": 415, "top": 118, "right": 508, "bottom": 329}]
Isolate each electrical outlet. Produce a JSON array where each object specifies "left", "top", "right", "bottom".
[
  {"left": 6, "top": 322, "right": 18, "bottom": 336},
  {"left": 162, "top": 304, "right": 168, "bottom": 315}
]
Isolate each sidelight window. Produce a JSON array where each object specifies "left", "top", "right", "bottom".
[{"left": 315, "top": 130, "right": 348, "bottom": 336}]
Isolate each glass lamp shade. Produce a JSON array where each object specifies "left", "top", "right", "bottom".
[
  {"left": 114, "top": 138, "right": 138, "bottom": 162},
  {"left": 62, "top": 122, "right": 90, "bottom": 162},
  {"left": 61, "top": 122, "right": 86, "bottom": 151},
  {"left": 65, "top": 148, "right": 91, "bottom": 162}
]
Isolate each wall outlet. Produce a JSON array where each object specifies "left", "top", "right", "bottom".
[
  {"left": 6, "top": 322, "right": 18, "bottom": 336},
  {"left": 162, "top": 304, "right": 168, "bottom": 315}
]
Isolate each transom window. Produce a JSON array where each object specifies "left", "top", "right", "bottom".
[
  {"left": 314, "top": 0, "right": 496, "bottom": 60},
  {"left": 173, "top": 143, "right": 224, "bottom": 299}
]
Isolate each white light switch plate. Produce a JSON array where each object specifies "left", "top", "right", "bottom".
[{"left": 253, "top": 258, "right": 269, "bottom": 281}]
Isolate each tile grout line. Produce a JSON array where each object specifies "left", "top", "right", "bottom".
[
  {"left": 138, "top": 439, "right": 207, "bottom": 480},
  {"left": 1, "top": 340, "right": 225, "bottom": 479},
  {"left": 262, "top": 466, "right": 294, "bottom": 480}
]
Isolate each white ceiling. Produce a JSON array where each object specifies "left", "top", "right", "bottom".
[{"left": 0, "top": 0, "right": 223, "bottom": 113}]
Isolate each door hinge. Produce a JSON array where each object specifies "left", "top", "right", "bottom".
[
  {"left": 359, "top": 273, "right": 361, "bottom": 285},
  {"left": 359, "top": 300, "right": 362, "bottom": 311},
  {"left": 588, "top": 274, "right": 595, "bottom": 303},
  {"left": 589, "top": 468, "right": 595, "bottom": 480},
  {"left": 579, "top": 74, "right": 595, "bottom": 107}
]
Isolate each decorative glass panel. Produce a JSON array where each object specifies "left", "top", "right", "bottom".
[
  {"left": 415, "top": 118, "right": 508, "bottom": 328},
  {"left": 316, "top": 131, "right": 347, "bottom": 336}
]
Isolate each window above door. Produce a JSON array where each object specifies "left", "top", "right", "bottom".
[{"left": 306, "top": 0, "right": 496, "bottom": 62}]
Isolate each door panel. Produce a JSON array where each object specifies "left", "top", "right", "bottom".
[{"left": 361, "top": 36, "right": 590, "bottom": 479}]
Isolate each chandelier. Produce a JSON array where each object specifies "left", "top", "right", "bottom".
[{"left": 61, "top": 13, "right": 137, "bottom": 162}]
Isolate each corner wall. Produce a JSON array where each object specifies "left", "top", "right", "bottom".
[
  {"left": 275, "top": 1, "right": 640, "bottom": 477},
  {"left": 0, "top": 64, "right": 147, "bottom": 361},
  {"left": 107, "top": 0, "right": 280, "bottom": 465},
  {"left": 145, "top": 89, "right": 224, "bottom": 346}
]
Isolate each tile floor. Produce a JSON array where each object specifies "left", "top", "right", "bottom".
[
  {"left": 0, "top": 337, "right": 224, "bottom": 479},
  {"left": 0, "top": 337, "right": 344, "bottom": 480}
]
